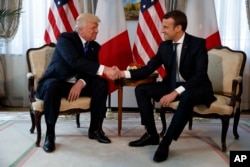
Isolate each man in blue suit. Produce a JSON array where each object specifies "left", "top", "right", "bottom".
[
  {"left": 119, "top": 10, "right": 216, "bottom": 162},
  {"left": 36, "top": 13, "right": 119, "bottom": 153}
]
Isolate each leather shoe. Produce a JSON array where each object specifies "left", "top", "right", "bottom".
[
  {"left": 88, "top": 130, "right": 111, "bottom": 143},
  {"left": 128, "top": 133, "right": 159, "bottom": 147},
  {"left": 153, "top": 139, "right": 169, "bottom": 162},
  {"left": 43, "top": 135, "right": 55, "bottom": 153}
]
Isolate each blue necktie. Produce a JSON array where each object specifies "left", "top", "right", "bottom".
[
  {"left": 174, "top": 43, "right": 180, "bottom": 82},
  {"left": 171, "top": 43, "right": 179, "bottom": 90},
  {"left": 84, "top": 42, "right": 89, "bottom": 55}
]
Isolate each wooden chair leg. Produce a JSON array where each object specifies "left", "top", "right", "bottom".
[
  {"left": 188, "top": 113, "right": 193, "bottom": 130},
  {"left": 30, "top": 108, "right": 35, "bottom": 133},
  {"left": 233, "top": 107, "right": 240, "bottom": 139},
  {"left": 221, "top": 115, "right": 230, "bottom": 152},
  {"left": 76, "top": 113, "right": 80, "bottom": 128},
  {"left": 159, "top": 107, "right": 167, "bottom": 137},
  {"left": 35, "top": 111, "right": 43, "bottom": 147}
]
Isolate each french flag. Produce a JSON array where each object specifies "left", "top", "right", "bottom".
[
  {"left": 185, "top": 0, "right": 221, "bottom": 50},
  {"left": 95, "top": 0, "right": 133, "bottom": 93}
]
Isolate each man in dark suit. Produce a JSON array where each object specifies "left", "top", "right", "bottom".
[
  {"left": 36, "top": 13, "right": 119, "bottom": 153},
  {"left": 119, "top": 10, "right": 216, "bottom": 162}
]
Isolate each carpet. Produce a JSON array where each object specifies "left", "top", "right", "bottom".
[{"left": 0, "top": 112, "right": 250, "bottom": 167}]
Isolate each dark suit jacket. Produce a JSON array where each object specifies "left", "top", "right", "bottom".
[
  {"left": 130, "top": 33, "right": 216, "bottom": 106},
  {"left": 36, "top": 32, "right": 101, "bottom": 96}
]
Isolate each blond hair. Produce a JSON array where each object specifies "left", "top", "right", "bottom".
[{"left": 74, "top": 13, "right": 100, "bottom": 31}]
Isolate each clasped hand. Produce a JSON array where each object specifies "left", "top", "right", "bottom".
[{"left": 103, "top": 66, "right": 124, "bottom": 80}]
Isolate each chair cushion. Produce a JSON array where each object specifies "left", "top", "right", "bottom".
[
  {"left": 168, "top": 94, "right": 233, "bottom": 115},
  {"left": 28, "top": 46, "right": 55, "bottom": 91},
  {"left": 32, "top": 97, "right": 91, "bottom": 112}
]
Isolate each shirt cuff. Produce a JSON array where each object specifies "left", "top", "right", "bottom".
[
  {"left": 97, "top": 65, "right": 104, "bottom": 75},
  {"left": 78, "top": 79, "right": 86, "bottom": 87},
  {"left": 175, "top": 86, "right": 185, "bottom": 95},
  {"left": 124, "top": 70, "right": 131, "bottom": 78}
]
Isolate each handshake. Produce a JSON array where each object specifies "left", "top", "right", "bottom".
[{"left": 103, "top": 66, "right": 125, "bottom": 80}]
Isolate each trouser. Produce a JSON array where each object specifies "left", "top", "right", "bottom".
[
  {"left": 37, "top": 77, "right": 109, "bottom": 134},
  {"left": 135, "top": 82, "right": 212, "bottom": 140}
]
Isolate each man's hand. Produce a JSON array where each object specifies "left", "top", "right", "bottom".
[
  {"left": 117, "top": 70, "right": 125, "bottom": 78},
  {"left": 67, "top": 80, "right": 84, "bottom": 102},
  {"left": 160, "top": 90, "right": 178, "bottom": 107},
  {"left": 103, "top": 66, "right": 120, "bottom": 80}
]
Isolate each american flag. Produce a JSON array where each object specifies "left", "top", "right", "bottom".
[
  {"left": 44, "top": 0, "right": 80, "bottom": 44},
  {"left": 133, "top": 0, "right": 166, "bottom": 79}
]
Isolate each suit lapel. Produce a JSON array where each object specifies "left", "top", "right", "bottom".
[{"left": 180, "top": 34, "right": 190, "bottom": 64}]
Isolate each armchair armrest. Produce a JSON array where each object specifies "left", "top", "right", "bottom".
[
  {"left": 26, "top": 72, "right": 35, "bottom": 102},
  {"left": 26, "top": 72, "right": 34, "bottom": 79},
  {"left": 229, "top": 76, "right": 243, "bottom": 106},
  {"left": 233, "top": 76, "right": 242, "bottom": 83}
]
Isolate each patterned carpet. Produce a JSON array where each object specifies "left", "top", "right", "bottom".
[{"left": 0, "top": 111, "right": 249, "bottom": 167}]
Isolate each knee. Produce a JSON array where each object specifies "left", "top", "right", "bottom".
[
  {"left": 43, "top": 82, "right": 58, "bottom": 94},
  {"left": 179, "top": 91, "right": 195, "bottom": 105},
  {"left": 135, "top": 84, "right": 145, "bottom": 95},
  {"left": 95, "top": 78, "right": 109, "bottom": 93}
]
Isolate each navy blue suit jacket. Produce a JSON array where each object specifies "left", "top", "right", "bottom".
[
  {"left": 36, "top": 32, "right": 101, "bottom": 96},
  {"left": 130, "top": 33, "right": 216, "bottom": 107}
]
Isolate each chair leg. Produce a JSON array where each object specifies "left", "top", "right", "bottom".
[
  {"left": 30, "top": 108, "right": 35, "bottom": 133},
  {"left": 188, "top": 113, "right": 193, "bottom": 130},
  {"left": 35, "top": 111, "right": 43, "bottom": 147},
  {"left": 76, "top": 113, "right": 80, "bottom": 128},
  {"left": 159, "top": 108, "right": 167, "bottom": 137},
  {"left": 221, "top": 115, "right": 230, "bottom": 152},
  {"left": 233, "top": 107, "right": 240, "bottom": 139}
]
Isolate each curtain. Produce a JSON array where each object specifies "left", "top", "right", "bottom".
[
  {"left": 214, "top": 0, "right": 250, "bottom": 110},
  {"left": 0, "top": 0, "right": 50, "bottom": 106}
]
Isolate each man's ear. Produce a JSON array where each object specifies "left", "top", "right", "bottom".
[{"left": 175, "top": 25, "right": 182, "bottom": 32}]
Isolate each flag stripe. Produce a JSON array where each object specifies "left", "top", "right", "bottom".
[
  {"left": 44, "top": 0, "right": 80, "bottom": 44},
  {"left": 136, "top": 25, "right": 155, "bottom": 59},
  {"left": 47, "top": 9, "right": 60, "bottom": 42},
  {"left": 154, "top": 0, "right": 165, "bottom": 18},
  {"left": 133, "top": 0, "right": 166, "bottom": 79},
  {"left": 44, "top": 31, "right": 51, "bottom": 44},
  {"left": 58, "top": 6, "right": 72, "bottom": 32},
  {"left": 68, "top": 0, "right": 79, "bottom": 19},
  {"left": 142, "top": 10, "right": 162, "bottom": 46},
  {"left": 206, "top": 31, "right": 221, "bottom": 50}
]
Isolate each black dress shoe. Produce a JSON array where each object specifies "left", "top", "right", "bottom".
[
  {"left": 153, "top": 139, "right": 169, "bottom": 162},
  {"left": 99, "top": 128, "right": 105, "bottom": 135},
  {"left": 128, "top": 133, "right": 159, "bottom": 147},
  {"left": 43, "top": 135, "right": 55, "bottom": 153},
  {"left": 88, "top": 130, "right": 111, "bottom": 143}
]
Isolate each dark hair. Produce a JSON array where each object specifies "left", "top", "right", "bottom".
[{"left": 163, "top": 10, "right": 187, "bottom": 31}]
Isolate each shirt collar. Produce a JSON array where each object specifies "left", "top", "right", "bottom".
[
  {"left": 78, "top": 34, "right": 87, "bottom": 45},
  {"left": 174, "top": 33, "right": 185, "bottom": 44}
]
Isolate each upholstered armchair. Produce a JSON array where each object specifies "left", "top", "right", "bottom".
[
  {"left": 26, "top": 43, "right": 91, "bottom": 146},
  {"left": 159, "top": 46, "right": 246, "bottom": 152}
]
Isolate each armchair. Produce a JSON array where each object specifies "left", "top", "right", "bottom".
[
  {"left": 159, "top": 46, "right": 246, "bottom": 152},
  {"left": 26, "top": 43, "right": 91, "bottom": 146}
]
